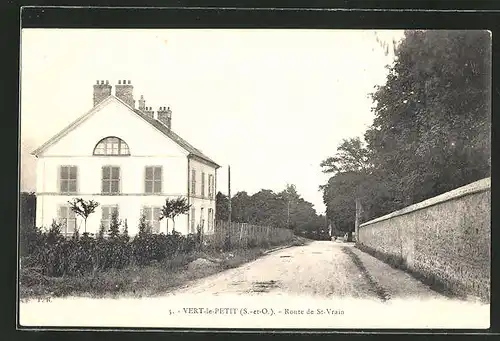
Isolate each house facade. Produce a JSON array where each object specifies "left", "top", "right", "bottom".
[{"left": 32, "top": 80, "right": 220, "bottom": 236}]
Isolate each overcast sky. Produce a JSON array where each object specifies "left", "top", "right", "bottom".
[{"left": 20, "top": 29, "right": 404, "bottom": 214}]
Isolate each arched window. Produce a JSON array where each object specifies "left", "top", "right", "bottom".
[{"left": 93, "top": 137, "right": 130, "bottom": 156}]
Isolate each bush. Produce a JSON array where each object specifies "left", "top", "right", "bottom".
[
  {"left": 20, "top": 218, "right": 191, "bottom": 277},
  {"left": 20, "top": 217, "right": 293, "bottom": 282}
]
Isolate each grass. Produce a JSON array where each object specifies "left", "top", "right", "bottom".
[
  {"left": 354, "top": 242, "right": 473, "bottom": 301},
  {"left": 342, "top": 246, "right": 391, "bottom": 302},
  {"left": 20, "top": 236, "right": 308, "bottom": 301}
]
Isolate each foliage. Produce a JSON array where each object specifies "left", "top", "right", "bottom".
[
  {"left": 20, "top": 192, "right": 36, "bottom": 234},
  {"left": 138, "top": 214, "right": 151, "bottom": 235},
  {"left": 107, "top": 208, "right": 121, "bottom": 239},
  {"left": 367, "top": 30, "right": 490, "bottom": 207},
  {"left": 215, "top": 185, "right": 326, "bottom": 239},
  {"left": 159, "top": 197, "right": 191, "bottom": 233},
  {"left": 67, "top": 198, "right": 100, "bottom": 233},
  {"left": 321, "top": 30, "right": 491, "bottom": 228},
  {"left": 121, "top": 219, "right": 130, "bottom": 243},
  {"left": 20, "top": 217, "right": 199, "bottom": 278},
  {"left": 215, "top": 192, "right": 229, "bottom": 221},
  {"left": 320, "top": 138, "right": 371, "bottom": 175}
]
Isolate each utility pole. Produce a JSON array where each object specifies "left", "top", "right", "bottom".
[
  {"left": 228, "top": 165, "right": 231, "bottom": 223},
  {"left": 354, "top": 197, "right": 361, "bottom": 242}
]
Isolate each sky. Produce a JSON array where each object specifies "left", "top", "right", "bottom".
[{"left": 20, "top": 29, "right": 404, "bottom": 215}]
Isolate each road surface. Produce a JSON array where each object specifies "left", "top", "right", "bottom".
[
  {"left": 170, "top": 241, "right": 445, "bottom": 299},
  {"left": 19, "top": 241, "right": 489, "bottom": 329}
]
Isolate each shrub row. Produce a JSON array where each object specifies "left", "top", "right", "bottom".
[{"left": 20, "top": 221, "right": 198, "bottom": 278}]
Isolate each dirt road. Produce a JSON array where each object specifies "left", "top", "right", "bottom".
[
  {"left": 19, "top": 241, "right": 489, "bottom": 329},
  {"left": 171, "top": 241, "right": 443, "bottom": 299}
]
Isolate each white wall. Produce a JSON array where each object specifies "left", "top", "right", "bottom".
[
  {"left": 36, "top": 194, "right": 188, "bottom": 236},
  {"left": 188, "top": 158, "right": 217, "bottom": 235},
  {"left": 41, "top": 97, "right": 187, "bottom": 158}
]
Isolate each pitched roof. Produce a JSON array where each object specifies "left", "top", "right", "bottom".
[
  {"left": 133, "top": 109, "right": 220, "bottom": 168},
  {"left": 31, "top": 95, "right": 220, "bottom": 168}
]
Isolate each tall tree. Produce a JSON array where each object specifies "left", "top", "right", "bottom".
[
  {"left": 367, "top": 30, "right": 491, "bottom": 207},
  {"left": 320, "top": 137, "right": 371, "bottom": 175},
  {"left": 320, "top": 138, "right": 379, "bottom": 226},
  {"left": 231, "top": 191, "right": 252, "bottom": 223},
  {"left": 215, "top": 192, "right": 229, "bottom": 221}
]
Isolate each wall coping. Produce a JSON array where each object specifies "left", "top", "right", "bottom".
[{"left": 359, "top": 177, "right": 491, "bottom": 228}]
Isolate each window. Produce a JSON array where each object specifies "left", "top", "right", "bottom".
[
  {"left": 208, "top": 208, "right": 214, "bottom": 231},
  {"left": 93, "top": 137, "right": 130, "bottom": 156},
  {"left": 102, "top": 166, "right": 120, "bottom": 193},
  {"left": 101, "top": 205, "right": 119, "bottom": 230},
  {"left": 208, "top": 174, "right": 214, "bottom": 199},
  {"left": 58, "top": 206, "right": 76, "bottom": 236},
  {"left": 143, "top": 207, "right": 161, "bottom": 233},
  {"left": 59, "top": 166, "right": 77, "bottom": 193},
  {"left": 191, "top": 170, "right": 196, "bottom": 195},
  {"left": 200, "top": 207, "right": 204, "bottom": 232},
  {"left": 190, "top": 207, "right": 195, "bottom": 233},
  {"left": 201, "top": 172, "right": 206, "bottom": 198},
  {"left": 145, "top": 166, "right": 162, "bottom": 193}
]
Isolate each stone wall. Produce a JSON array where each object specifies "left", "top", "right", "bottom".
[{"left": 357, "top": 178, "right": 490, "bottom": 300}]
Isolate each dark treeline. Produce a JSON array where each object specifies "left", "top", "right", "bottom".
[
  {"left": 216, "top": 184, "right": 329, "bottom": 240},
  {"left": 321, "top": 30, "right": 491, "bottom": 233},
  {"left": 20, "top": 192, "right": 36, "bottom": 229}
]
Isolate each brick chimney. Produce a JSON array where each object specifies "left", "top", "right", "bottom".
[
  {"left": 157, "top": 106, "right": 172, "bottom": 129},
  {"left": 138, "top": 95, "right": 146, "bottom": 111},
  {"left": 144, "top": 106, "right": 154, "bottom": 119},
  {"left": 93, "top": 80, "right": 112, "bottom": 106},
  {"left": 115, "top": 80, "right": 135, "bottom": 108}
]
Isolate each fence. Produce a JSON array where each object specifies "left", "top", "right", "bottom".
[{"left": 207, "top": 220, "right": 295, "bottom": 249}]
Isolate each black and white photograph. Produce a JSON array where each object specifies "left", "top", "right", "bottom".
[{"left": 18, "top": 27, "right": 491, "bottom": 329}]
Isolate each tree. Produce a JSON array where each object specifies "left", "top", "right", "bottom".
[
  {"left": 277, "top": 184, "right": 298, "bottom": 229},
  {"left": 321, "top": 30, "right": 491, "bottom": 231},
  {"left": 108, "top": 208, "right": 121, "bottom": 239},
  {"left": 138, "top": 213, "right": 152, "bottom": 236},
  {"left": 215, "top": 192, "right": 229, "bottom": 221},
  {"left": 160, "top": 197, "right": 191, "bottom": 233},
  {"left": 367, "top": 30, "right": 491, "bottom": 208},
  {"left": 121, "top": 219, "right": 130, "bottom": 242},
  {"left": 320, "top": 137, "right": 371, "bottom": 175},
  {"left": 320, "top": 138, "right": 377, "bottom": 227},
  {"left": 231, "top": 191, "right": 252, "bottom": 223},
  {"left": 67, "top": 198, "right": 99, "bottom": 234},
  {"left": 97, "top": 223, "right": 106, "bottom": 241},
  {"left": 248, "top": 189, "right": 287, "bottom": 228}
]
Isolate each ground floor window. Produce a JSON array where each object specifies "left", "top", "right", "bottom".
[
  {"left": 143, "top": 207, "right": 161, "bottom": 233},
  {"left": 208, "top": 208, "right": 214, "bottom": 232},
  {"left": 101, "top": 205, "right": 119, "bottom": 231},
  {"left": 57, "top": 206, "right": 76, "bottom": 236},
  {"left": 199, "top": 207, "right": 204, "bottom": 232},
  {"left": 190, "top": 207, "right": 196, "bottom": 234}
]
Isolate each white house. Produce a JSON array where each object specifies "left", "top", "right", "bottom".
[{"left": 31, "top": 80, "right": 220, "bottom": 236}]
